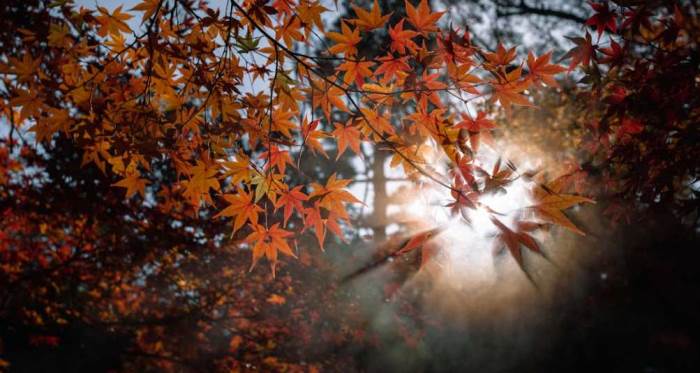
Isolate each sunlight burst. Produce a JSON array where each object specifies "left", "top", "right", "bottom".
[{"left": 396, "top": 142, "right": 540, "bottom": 286}]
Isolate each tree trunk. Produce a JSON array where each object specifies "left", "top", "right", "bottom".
[{"left": 371, "top": 148, "right": 388, "bottom": 242}]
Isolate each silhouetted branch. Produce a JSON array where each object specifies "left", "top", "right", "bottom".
[{"left": 496, "top": 0, "right": 587, "bottom": 24}]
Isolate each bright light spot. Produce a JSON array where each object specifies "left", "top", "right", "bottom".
[{"left": 394, "top": 141, "right": 540, "bottom": 287}]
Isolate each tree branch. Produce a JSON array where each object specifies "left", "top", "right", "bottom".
[{"left": 496, "top": 1, "right": 587, "bottom": 24}]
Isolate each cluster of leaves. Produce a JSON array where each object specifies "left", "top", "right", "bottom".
[
  {"left": 1, "top": 0, "right": 591, "bottom": 275},
  {"left": 0, "top": 0, "right": 605, "bottom": 370},
  {"left": 556, "top": 0, "right": 700, "bottom": 225}
]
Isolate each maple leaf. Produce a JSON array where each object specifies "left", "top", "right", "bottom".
[
  {"left": 530, "top": 183, "right": 595, "bottom": 235},
  {"left": 491, "top": 217, "right": 543, "bottom": 274},
  {"left": 375, "top": 54, "right": 411, "bottom": 84},
  {"left": 271, "top": 109, "right": 297, "bottom": 139},
  {"left": 483, "top": 43, "right": 517, "bottom": 67},
  {"left": 181, "top": 161, "right": 221, "bottom": 208},
  {"left": 456, "top": 111, "right": 496, "bottom": 132},
  {"left": 214, "top": 189, "right": 263, "bottom": 234},
  {"left": 621, "top": 6, "right": 652, "bottom": 32},
  {"left": 112, "top": 173, "right": 148, "bottom": 198},
  {"left": 9, "top": 54, "right": 42, "bottom": 84},
  {"left": 309, "top": 173, "right": 361, "bottom": 214},
  {"left": 447, "top": 62, "right": 481, "bottom": 94},
  {"left": 304, "top": 203, "right": 326, "bottom": 250},
  {"left": 303, "top": 201, "right": 348, "bottom": 250},
  {"left": 220, "top": 156, "right": 252, "bottom": 185},
  {"left": 48, "top": 23, "right": 70, "bottom": 48},
  {"left": 436, "top": 27, "right": 475, "bottom": 65},
  {"left": 260, "top": 145, "right": 294, "bottom": 174},
  {"left": 526, "top": 51, "right": 566, "bottom": 88},
  {"left": 278, "top": 16, "right": 305, "bottom": 48},
  {"left": 395, "top": 227, "right": 444, "bottom": 256},
  {"left": 296, "top": 1, "right": 327, "bottom": 34},
  {"left": 342, "top": 227, "right": 444, "bottom": 284},
  {"left": 358, "top": 108, "right": 395, "bottom": 139},
  {"left": 599, "top": 40, "right": 624, "bottom": 67},
  {"left": 326, "top": 21, "right": 361, "bottom": 56},
  {"left": 401, "top": 71, "right": 447, "bottom": 110},
  {"left": 489, "top": 66, "right": 532, "bottom": 115},
  {"left": 388, "top": 19, "right": 419, "bottom": 55},
  {"left": 586, "top": 1, "right": 617, "bottom": 38},
  {"left": 130, "top": 0, "right": 160, "bottom": 24},
  {"left": 479, "top": 157, "right": 515, "bottom": 194},
  {"left": 389, "top": 143, "right": 428, "bottom": 177},
  {"left": 246, "top": 223, "right": 295, "bottom": 277},
  {"left": 337, "top": 59, "right": 375, "bottom": 87},
  {"left": 300, "top": 117, "right": 328, "bottom": 158},
  {"left": 312, "top": 82, "right": 348, "bottom": 121},
  {"left": 11, "top": 88, "right": 42, "bottom": 124},
  {"left": 456, "top": 111, "right": 496, "bottom": 152},
  {"left": 562, "top": 32, "right": 597, "bottom": 70},
  {"left": 80, "top": 141, "right": 111, "bottom": 174},
  {"left": 405, "top": 0, "right": 444, "bottom": 34},
  {"left": 251, "top": 171, "right": 284, "bottom": 203},
  {"left": 275, "top": 185, "right": 308, "bottom": 226},
  {"left": 362, "top": 83, "right": 396, "bottom": 106},
  {"left": 271, "top": 0, "right": 294, "bottom": 17},
  {"left": 96, "top": 5, "right": 133, "bottom": 37},
  {"left": 351, "top": 0, "right": 392, "bottom": 31},
  {"left": 332, "top": 121, "right": 362, "bottom": 160}
]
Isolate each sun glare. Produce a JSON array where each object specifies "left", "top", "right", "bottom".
[{"left": 396, "top": 142, "right": 540, "bottom": 286}]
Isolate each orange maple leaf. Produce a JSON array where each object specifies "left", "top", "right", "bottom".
[
  {"left": 220, "top": 156, "right": 252, "bottom": 185},
  {"left": 351, "top": 0, "right": 392, "bottom": 31},
  {"left": 112, "top": 173, "right": 148, "bottom": 198},
  {"left": 312, "top": 82, "right": 348, "bottom": 121},
  {"left": 246, "top": 223, "right": 296, "bottom": 277},
  {"left": 275, "top": 185, "right": 308, "bottom": 226},
  {"left": 96, "top": 5, "right": 133, "bottom": 37},
  {"left": 214, "top": 189, "right": 263, "bottom": 234},
  {"left": 326, "top": 21, "right": 361, "bottom": 56},
  {"left": 130, "top": 0, "right": 160, "bottom": 24},
  {"left": 337, "top": 59, "right": 375, "bottom": 87},
  {"left": 304, "top": 202, "right": 326, "bottom": 250},
  {"left": 388, "top": 19, "right": 419, "bottom": 55},
  {"left": 260, "top": 145, "right": 294, "bottom": 174},
  {"left": 530, "top": 181, "right": 595, "bottom": 235},
  {"left": 309, "top": 173, "right": 361, "bottom": 214},
  {"left": 375, "top": 54, "right": 411, "bottom": 84},
  {"left": 489, "top": 67, "right": 532, "bottom": 116},
  {"left": 526, "top": 51, "right": 566, "bottom": 88},
  {"left": 181, "top": 161, "right": 221, "bottom": 208},
  {"left": 456, "top": 111, "right": 497, "bottom": 152},
  {"left": 303, "top": 202, "right": 348, "bottom": 250},
  {"left": 483, "top": 42, "right": 517, "bottom": 67},
  {"left": 300, "top": 117, "right": 329, "bottom": 158},
  {"left": 332, "top": 121, "right": 362, "bottom": 160},
  {"left": 405, "top": 0, "right": 444, "bottom": 34}
]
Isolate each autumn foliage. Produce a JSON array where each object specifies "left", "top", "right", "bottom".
[
  {"left": 1, "top": 0, "right": 589, "bottom": 274},
  {"left": 2, "top": 0, "right": 697, "bottom": 370}
]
